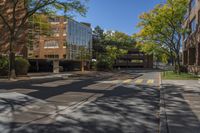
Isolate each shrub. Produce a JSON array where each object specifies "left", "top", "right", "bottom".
[
  {"left": 15, "top": 57, "right": 30, "bottom": 75},
  {"left": 91, "top": 60, "right": 97, "bottom": 70},
  {"left": 180, "top": 65, "right": 188, "bottom": 73},
  {"left": 96, "top": 55, "right": 113, "bottom": 71},
  {"left": 0, "top": 56, "right": 9, "bottom": 76}
]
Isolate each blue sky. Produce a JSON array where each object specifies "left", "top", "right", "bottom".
[{"left": 76, "top": 0, "right": 165, "bottom": 35}]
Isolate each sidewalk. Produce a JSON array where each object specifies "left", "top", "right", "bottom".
[
  {"left": 160, "top": 80, "right": 200, "bottom": 133},
  {"left": 0, "top": 71, "right": 117, "bottom": 82}
]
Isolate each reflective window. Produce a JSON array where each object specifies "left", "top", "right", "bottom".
[{"left": 67, "top": 19, "right": 92, "bottom": 60}]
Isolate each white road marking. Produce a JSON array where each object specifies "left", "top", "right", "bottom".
[
  {"left": 135, "top": 79, "right": 143, "bottom": 84},
  {"left": 32, "top": 80, "right": 80, "bottom": 87},
  {"left": 123, "top": 79, "right": 132, "bottom": 84},
  {"left": 98, "top": 80, "right": 122, "bottom": 84},
  {"left": 147, "top": 79, "right": 154, "bottom": 84},
  {"left": 30, "top": 74, "right": 73, "bottom": 79}
]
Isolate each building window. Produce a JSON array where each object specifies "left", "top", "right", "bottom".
[
  {"left": 44, "top": 55, "right": 59, "bottom": 59},
  {"left": 48, "top": 17, "right": 60, "bottom": 22},
  {"left": 190, "top": 17, "right": 197, "bottom": 33},
  {"left": 44, "top": 41, "right": 59, "bottom": 49},
  {"left": 190, "top": 0, "right": 196, "bottom": 11}
]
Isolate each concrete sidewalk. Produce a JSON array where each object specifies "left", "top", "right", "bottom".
[
  {"left": 160, "top": 80, "right": 200, "bottom": 133},
  {"left": 0, "top": 71, "right": 116, "bottom": 82}
]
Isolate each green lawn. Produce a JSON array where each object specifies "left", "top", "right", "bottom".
[{"left": 162, "top": 71, "right": 199, "bottom": 80}]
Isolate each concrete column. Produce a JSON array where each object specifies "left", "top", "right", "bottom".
[{"left": 53, "top": 60, "right": 59, "bottom": 73}]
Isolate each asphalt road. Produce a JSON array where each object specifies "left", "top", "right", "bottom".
[{"left": 0, "top": 70, "right": 161, "bottom": 133}]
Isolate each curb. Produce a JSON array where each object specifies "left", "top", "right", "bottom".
[
  {"left": 159, "top": 73, "right": 169, "bottom": 133},
  {"left": 30, "top": 73, "right": 73, "bottom": 80}
]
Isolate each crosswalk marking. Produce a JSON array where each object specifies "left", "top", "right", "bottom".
[
  {"left": 122, "top": 79, "right": 157, "bottom": 85},
  {"left": 135, "top": 79, "right": 143, "bottom": 84},
  {"left": 123, "top": 79, "right": 132, "bottom": 84},
  {"left": 147, "top": 79, "right": 154, "bottom": 84}
]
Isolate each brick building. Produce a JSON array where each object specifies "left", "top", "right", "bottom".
[
  {"left": 28, "top": 15, "right": 67, "bottom": 59},
  {"left": 182, "top": 0, "right": 200, "bottom": 74},
  {"left": 0, "top": 0, "right": 27, "bottom": 57},
  {"left": 28, "top": 15, "right": 92, "bottom": 61}
]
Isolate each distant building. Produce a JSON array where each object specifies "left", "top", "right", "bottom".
[
  {"left": 28, "top": 15, "right": 92, "bottom": 61},
  {"left": 28, "top": 15, "right": 67, "bottom": 59},
  {"left": 114, "top": 48, "right": 153, "bottom": 69},
  {"left": 0, "top": 0, "right": 27, "bottom": 57},
  {"left": 182, "top": 0, "right": 200, "bottom": 74},
  {"left": 67, "top": 19, "right": 92, "bottom": 60}
]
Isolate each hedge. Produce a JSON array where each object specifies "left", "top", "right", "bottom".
[{"left": 0, "top": 56, "right": 29, "bottom": 76}]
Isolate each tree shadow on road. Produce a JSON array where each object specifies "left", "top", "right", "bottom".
[
  {"left": 162, "top": 83, "right": 200, "bottom": 133},
  {"left": 0, "top": 84, "right": 160, "bottom": 133}
]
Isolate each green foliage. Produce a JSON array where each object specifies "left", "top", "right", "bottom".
[
  {"left": 93, "top": 26, "right": 135, "bottom": 70},
  {"left": 97, "top": 54, "right": 113, "bottom": 70},
  {"left": 76, "top": 46, "right": 91, "bottom": 61},
  {"left": 91, "top": 60, "right": 97, "bottom": 70},
  {"left": 162, "top": 71, "right": 199, "bottom": 80},
  {"left": 0, "top": 57, "right": 9, "bottom": 76},
  {"left": 136, "top": 42, "right": 169, "bottom": 63},
  {"left": 0, "top": 0, "right": 88, "bottom": 78},
  {"left": 136, "top": 0, "right": 189, "bottom": 73},
  {"left": 0, "top": 57, "right": 30, "bottom": 76},
  {"left": 15, "top": 57, "right": 30, "bottom": 75},
  {"left": 27, "top": 0, "right": 88, "bottom": 17},
  {"left": 106, "top": 46, "right": 127, "bottom": 60}
]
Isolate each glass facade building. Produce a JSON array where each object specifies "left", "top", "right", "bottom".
[{"left": 67, "top": 19, "right": 92, "bottom": 60}]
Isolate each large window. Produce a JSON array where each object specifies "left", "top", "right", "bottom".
[
  {"left": 48, "top": 17, "right": 60, "bottom": 22},
  {"left": 190, "top": 17, "right": 197, "bottom": 33},
  {"left": 44, "top": 40, "right": 59, "bottom": 49},
  {"left": 44, "top": 55, "right": 59, "bottom": 59}
]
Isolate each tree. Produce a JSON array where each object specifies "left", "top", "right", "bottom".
[
  {"left": 136, "top": 0, "right": 188, "bottom": 73},
  {"left": 104, "top": 31, "right": 135, "bottom": 49},
  {"left": 76, "top": 46, "right": 91, "bottom": 72},
  {"left": 94, "top": 29, "right": 135, "bottom": 70},
  {"left": 92, "top": 26, "right": 105, "bottom": 59},
  {"left": 136, "top": 42, "right": 170, "bottom": 68},
  {"left": 0, "top": 0, "right": 87, "bottom": 79}
]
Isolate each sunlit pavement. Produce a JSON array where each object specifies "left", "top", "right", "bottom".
[{"left": 0, "top": 70, "right": 161, "bottom": 133}]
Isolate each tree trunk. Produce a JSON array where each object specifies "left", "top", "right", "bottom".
[
  {"left": 81, "top": 60, "right": 84, "bottom": 72},
  {"left": 176, "top": 54, "right": 181, "bottom": 74},
  {"left": 173, "top": 53, "right": 181, "bottom": 74},
  {"left": 9, "top": 51, "right": 16, "bottom": 79},
  {"left": 9, "top": 36, "right": 16, "bottom": 79}
]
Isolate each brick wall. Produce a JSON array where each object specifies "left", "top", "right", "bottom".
[
  {"left": 0, "top": 0, "right": 27, "bottom": 57},
  {"left": 182, "top": 0, "right": 200, "bottom": 73}
]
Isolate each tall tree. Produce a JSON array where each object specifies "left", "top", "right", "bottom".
[
  {"left": 94, "top": 29, "right": 135, "bottom": 70},
  {"left": 0, "top": 0, "right": 87, "bottom": 79},
  {"left": 136, "top": 0, "right": 188, "bottom": 73},
  {"left": 92, "top": 26, "right": 105, "bottom": 58}
]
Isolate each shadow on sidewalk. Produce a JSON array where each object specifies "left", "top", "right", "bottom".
[{"left": 162, "top": 83, "right": 200, "bottom": 133}]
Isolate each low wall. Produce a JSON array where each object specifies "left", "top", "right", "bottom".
[{"left": 28, "top": 59, "right": 90, "bottom": 72}]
